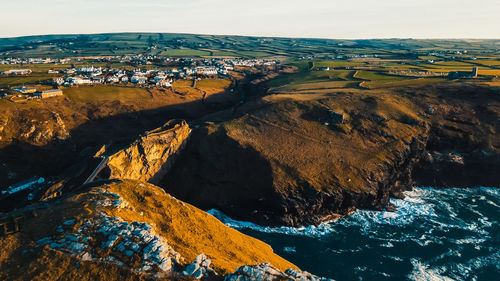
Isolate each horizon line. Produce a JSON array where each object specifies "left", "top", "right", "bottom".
[{"left": 1, "top": 31, "right": 499, "bottom": 41}]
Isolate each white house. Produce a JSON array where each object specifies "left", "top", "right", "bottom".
[{"left": 2, "top": 177, "right": 45, "bottom": 196}]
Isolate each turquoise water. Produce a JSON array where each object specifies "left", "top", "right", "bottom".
[{"left": 208, "top": 187, "right": 500, "bottom": 280}]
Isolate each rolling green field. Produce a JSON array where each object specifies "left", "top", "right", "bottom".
[
  {"left": 268, "top": 69, "right": 357, "bottom": 88},
  {"left": 160, "top": 48, "right": 211, "bottom": 57},
  {"left": 273, "top": 81, "right": 359, "bottom": 92},
  {"left": 312, "top": 61, "right": 364, "bottom": 69},
  {"left": 0, "top": 74, "right": 60, "bottom": 88},
  {"left": 362, "top": 78, "right": 448, "bottom": 89},
  {"left": 2, "top": 33, "right": 497, "bottom": 59},
  {"left": 1, "top": 33, "right": 499, "bottom": 100},
  {"left": 63, "top": 86, "right": 152, "bottom": 101}
]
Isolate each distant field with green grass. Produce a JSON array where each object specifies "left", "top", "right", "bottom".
[
  {"left": 160, "top": 48, "right": 211, "bottom": 57},
  {"left": 273, "top": 81, "right": 359, "bottom": 92},
  {"left": 312, "top": 60, "right": 364, "bottom": 69},
  {"left": 0, "top": 74, "right": 60, "bottom": 88},
  {"left": 268, "top": 70, "right": 357, "bottom": 88}
]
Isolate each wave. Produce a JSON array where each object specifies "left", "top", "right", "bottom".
[
  {"left": 208, "top": 187, "right": 499, "bottom": 281},
  {"left": 209, "top": 187, "right": 499, "bottom": 238},
  {"left": 206, "top": 209, "right": 338, "bottom": 237}
]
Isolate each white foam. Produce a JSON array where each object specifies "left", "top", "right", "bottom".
[
  {"left": 408, "top": 259, "right": 454, "bottom": 281},
  {"left": 207, "top": 209, "right": 337, "bottom": 237},
  {"left": 208, "top": 187, "right": 499, "bottom": 241}
]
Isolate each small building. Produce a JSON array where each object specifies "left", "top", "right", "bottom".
[
  {"left": 1, "top": 177, "right": 45, "bottom": 196},
  {"left": 13, "top": 87, "right": 37, "bottom": 94},
  {"left": 2, "top": 69, "right": 32, "bottom": 76},
  {"left": 53, "top": 77, "right": 64, "bottom": 85},
  {"left": 156, "top": 79, "right": 172, "bottom": 87},
  {"left": 36, "top": 89, "right": 63, "bottom": 99},
  {"left": 448, "top": 67, "right": 478, "bottom": 79},
  {"left": 131, "top": 75, "right": 147, "bottom": 84},
  {"left": 472, "top": 67, "right": 479, "bottom": 77}
]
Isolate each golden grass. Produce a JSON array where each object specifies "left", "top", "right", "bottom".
[
  {"left": 225, "top": 92, "right": 427, "bottom": 194},
  {"left": 107, "top": 181, "right": 297, "bottom": 273},
  {"left": 478, "top": 69, "right": 500, "bottom": 76},
  {"left": 172, "top": 79, "right": 194, "bottom": 87},
  {"left": 63, "top": 86, "right": 152, "bottom": 102},
  {"left": 195, "top": 79, "right": 232, "bottom": 89},
  {"left": 0, "top": 181, "right": 296, "bottom": 280}
]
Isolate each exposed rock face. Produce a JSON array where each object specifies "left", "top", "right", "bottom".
[
  {"left": 164, "top": 85, "right": 499, "bottom": 227},
  {"left": 182, "top": 254, "right": 217, "bottom": 279},
  {"left": 0, "top": 180, "right": 300, "bottom": 280},
  {"left": 225, "top": 263, "right": 333, "bottom": 281},
  {"left": 164, "top": 95, "right": 430, "bottom": 226},
  {"left": 104, "top": 120, "right": 191, "bottom": 184}
]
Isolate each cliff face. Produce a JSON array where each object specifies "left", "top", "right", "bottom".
[
  {"left": 0, "top": 180, "right": 302, "bottom": 280},
  {"left": 163, "top": 84, "right": 500, "bottom": 227},
  {"left": 103, "top": 120, "right": 191, "bottom": 185}
]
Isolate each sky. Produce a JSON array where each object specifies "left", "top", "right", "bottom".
[{"left": 1, "top": 0, "right": 499, "bottom": 39}]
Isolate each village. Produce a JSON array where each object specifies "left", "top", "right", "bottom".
[{"left": 0, "top": 55, "right": 279, "bottom": 100}]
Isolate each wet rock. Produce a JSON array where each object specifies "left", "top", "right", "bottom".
[{"left": 224, "top": 263, "right": 333, "bottom": 281}]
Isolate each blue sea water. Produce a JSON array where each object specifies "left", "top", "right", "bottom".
[{"left": 208, "top": 187, "right": 500, "bottom": 281}]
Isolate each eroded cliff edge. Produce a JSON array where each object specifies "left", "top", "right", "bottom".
[
  {"left": 163, "top": 84, "right": 500, "bottom": 226},
  {"left": 103, "top": 120, "right": 192, "bottom": 185},
  {"left": 1, "top": 180, "right": 325, "bottom": 280}
]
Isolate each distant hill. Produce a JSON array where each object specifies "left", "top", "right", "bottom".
[{"left": 0, "top": 33, "right": 498, "bottom": 58}]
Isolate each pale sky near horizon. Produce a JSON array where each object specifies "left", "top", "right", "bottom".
[{"left": 1, "top": 0, "right": 499, "bottom": 39}]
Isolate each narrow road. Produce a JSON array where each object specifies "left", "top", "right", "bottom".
[{"left": 83, "top": 156, "right": 109, "bottom": 185}]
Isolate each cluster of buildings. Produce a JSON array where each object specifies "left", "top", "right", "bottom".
[
  {"left": 12, "top": 87, "right": 63, "bottom": 99},
  {"left": 48, "top": 57, "right": 277, "bottom": 88},
  {"left": 0, "top": 57, "right": 71, "bottom": 65},
  {"left": 0, "top": 69, "right": 32, "bottom": 76}
]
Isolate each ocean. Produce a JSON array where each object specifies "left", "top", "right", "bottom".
[{"left": 208, "top": 187, "right": 500, "bottom": 281}]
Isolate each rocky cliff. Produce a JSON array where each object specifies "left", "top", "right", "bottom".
[
  {"left": 163, "top": 84, "right": 500, "bottom": 226},
  {"left": 102, "top": 120, "right": 191, "bottom": 185},
  {"left": 0, "top": 180, "right": 325, "bottom": 280}
]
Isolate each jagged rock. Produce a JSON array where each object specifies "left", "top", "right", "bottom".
[
  {"left": 0, "top": 181, "right": 297, "bottom": 280},
  {"left": 182, "top": 254, "right": 216, "bottom": 279},
  {"left": 103, "top": 120, "right": 191, "bottom": 184},
  {"left": 51, "top": 112, "right": 70, "bottom": 140},
  {"left": 425, "top": 105, "right": 435, "bottom": 115},
  {"left": 224, "top": 263, "right": 333, "bottom": 281}
]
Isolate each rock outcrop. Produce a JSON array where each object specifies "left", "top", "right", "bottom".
[
  {"left": 103, "top": 120, "right": 191, "bottom": 184},
  {"left": 163, "top": 84, "right": 500, "bottom": 226},
  {"left": 0, "top": 180, "right": 300, "bottom": 280},
  {"left": 225, "top": 263, "right": 333, "bottom": 281}
]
